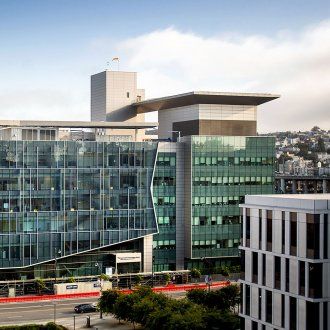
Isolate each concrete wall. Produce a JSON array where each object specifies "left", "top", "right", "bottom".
[{"left": 54, "top": 281, "right": 112, "bottom": 295}]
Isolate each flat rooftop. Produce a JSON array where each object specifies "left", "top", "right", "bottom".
[
  {"left": 133, "top": 91, "right": 280, "bottom": 113},
  {"left": 246, "top": 194, "right": 330, "bottom": 200},
  {"left": 0, "top": 120, "right": 158, "bottom": 129},
  {"left": 242, "top": 194, "right": 330, "bottom": 211}
]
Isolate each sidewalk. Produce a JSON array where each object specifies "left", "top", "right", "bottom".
[{"left": 0, "top": 280, "right": 231, "bottom": 304}]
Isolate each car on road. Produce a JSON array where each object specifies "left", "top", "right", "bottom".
[{"left": 74, "top": 303, "right": 97, "bottom": 313}]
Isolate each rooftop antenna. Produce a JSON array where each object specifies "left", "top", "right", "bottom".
[
  {"left": 106, "top": 61, "right": 111, "bottom": 70},
  {"left": 112, "top": 57, "right": 120, "bottom": 71}
]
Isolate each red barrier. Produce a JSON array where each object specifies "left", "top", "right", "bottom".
[
  {"left": 0, "top": 291, "right": 99, "bottom": 304},
  {"left": 0, "top": 281, "right": 231, "bottom": 304},
  {"left": 118, "top": 281, "right": 230, "bottom": 295}
]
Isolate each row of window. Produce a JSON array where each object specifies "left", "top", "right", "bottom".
[
  {"left": 193, "top": 156, "right": 274, "bottom": 166},
  {"left": 193, "top": 238, "right": 239, "bottom": 249},
  {"left": 192, "top": 215, "right": 240, "bottom": 226},
  {"left": 193, "top": 176, "right": 273, "bottom": 186},
  {"left": 243, "top": 284, "right": 327, "bottom": 330},
  {"left": 156, "top": 156, "right": 176, "bottom": 167},
  {"left": 157, "top": 216, "right": 176, "bottom": 226},
  {"left": 242, "top": 250, "right": 323, "bottom": 298},
  {"left": 152, "top": 240, "right": 176, "bottom": 249},
  {"left": 154, "top": 196, "right": 176, "bottom": 206},
  {"left": 193, "top": 196, "right": 244, "bottom": 206},
  {"left": 245, "top": 210, "right": 328, "bottom": 259}
]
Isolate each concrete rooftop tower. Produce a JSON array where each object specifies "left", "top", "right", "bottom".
[{"left": 91, "top": 70, "right": 145, "bottom": 123}]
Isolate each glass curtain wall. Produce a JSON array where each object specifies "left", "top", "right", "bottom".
[
  {"left": 152, "top": 152, "right": 176, "bottom": 271},
  {"left": 0, "top": 140, "right": 158, "bottom": 269},
  {"left": 190, "top": 136, "right": 275, "bottom": 264}
]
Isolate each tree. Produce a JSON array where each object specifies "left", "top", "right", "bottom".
[
  {"left": 202, "top": 310, "right": 240, "bottom": 330},
  {"left": 311, "top": 126, "right": 320, "bottom": 132},
  {"left": 35, "top": 278, "right": 46, "bottom": 295},
  {"left": 219, "top": 266, "right": 230, "bottom": 277},
  {"left": 219, "top": 284, "right": 240, "bottom": 312},
  {"left": 317, "top": 137, "right": 326, "bottom": 152},
  {"left": 187, "top": 285, "right": 240, "bottom": 311},
  {"left": 112, "top": 294, "right": 138, "bottom": 325},
  {"left": 134, "top": 274, "right": 143, "bottom": 286},
  {"left": 163, "top": 273, "right": 171, "bottom": 285},
  {"left": 190, "top": 268, "right": 201, "bottom": 282},
  {"left": 99, "top": 289, "right": 122, "bottom": 314}
]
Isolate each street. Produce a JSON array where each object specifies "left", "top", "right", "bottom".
[
  {"left": 0, "top": 297, "right": 101, "bottom": 329},
  {"left": 0, "top": 291, "right": 188, "bottom": 329}
]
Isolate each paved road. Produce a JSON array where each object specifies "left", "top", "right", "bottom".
[
  {"left": 0, "top": 291, "right": 187, "bottom": 329},
  {"left": 0, "top": 297, "right": 102, "bottom": 328}
]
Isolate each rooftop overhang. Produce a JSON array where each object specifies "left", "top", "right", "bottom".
[
  {"left": 0, "top": 120, "right": 158, "bottom": 129},
  {"left": 133, "top": 91, "right": 280, "bottom": 113}
]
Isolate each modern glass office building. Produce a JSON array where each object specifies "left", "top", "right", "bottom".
[
  {"left": 0, "top": 71, "right": 280, "bottom": 279},
  {"left": 0, "top": 139, "right": 158, "bottom": 278}
]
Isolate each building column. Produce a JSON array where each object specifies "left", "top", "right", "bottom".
[
  {"left": 143, "top": 235, "right": 153, "bottom": 273},
  {"left": 280, "top": 178, "right": 285, "bottom": 193},
  {"left": 175, "top": 142, "right": 185, "bottom": 270},
  {"left": 323, "top": 179, "right": 328, "bottom": 193},
  {"left": 292, "top": 180, "right": 297, "bottom": 194}
]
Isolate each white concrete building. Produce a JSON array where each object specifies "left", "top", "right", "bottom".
[
  {"left": 91, "top": 70, "right": 146, "bottom": 140},
  {"left": 240, "top": 194, "right": 330, "bottom": 330}
]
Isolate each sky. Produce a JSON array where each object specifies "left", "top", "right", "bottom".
[{"left": 0, "top": 0, "right": 329, "bottom": 132}]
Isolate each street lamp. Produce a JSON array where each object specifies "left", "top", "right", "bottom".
[
  {"left": 201, "top": 257, "right": 212, "bottom": 292},
  {"left": 54, "top": 248, "right": 62, "bottom": 285},
  {"left": 95, "top": 262, "right": 103, "bottom": 319}
]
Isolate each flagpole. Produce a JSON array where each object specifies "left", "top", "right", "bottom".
[{"left": 112, "top": 57, "right": 120, "bottom": 71}]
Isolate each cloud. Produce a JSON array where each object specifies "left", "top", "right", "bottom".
[
  {"left": 118, "top": 21, "right": 330, "bottom": 132},
  {"left": 0, "top": 89, "right": 90, "bottom": 121}
]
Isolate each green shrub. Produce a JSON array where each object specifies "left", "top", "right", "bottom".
[
  {"left": 186, "top": 288, "right": 207, "bottom": 305},
  {"left": 134, "top": 274, "right": 143, "bottom": 285},
  {"left": 190, "top": 268, "right": 201, "bottom": 279},
  {"left": 99, "top": 273, "right": 110, "bottom": 281},
  {"left": 163, "top": 273, "right": 171, "bottom": 284},
  {"left": 67, "top": 277, "right": 75, "bottom": 283},
  {"left": 34, "top": 278, "right": 45, "bottom": 294}
]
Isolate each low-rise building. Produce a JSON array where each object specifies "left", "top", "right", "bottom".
[{"left": 240, "top": 194, "right": 330, "bottom": 330}]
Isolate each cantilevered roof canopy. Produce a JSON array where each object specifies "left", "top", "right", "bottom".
[
  {"left": 0, "top": 120, "right": 158, "bottom": 129},
  {"left": 133, "top": 91, "right": 280, "bottom": 113}
]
